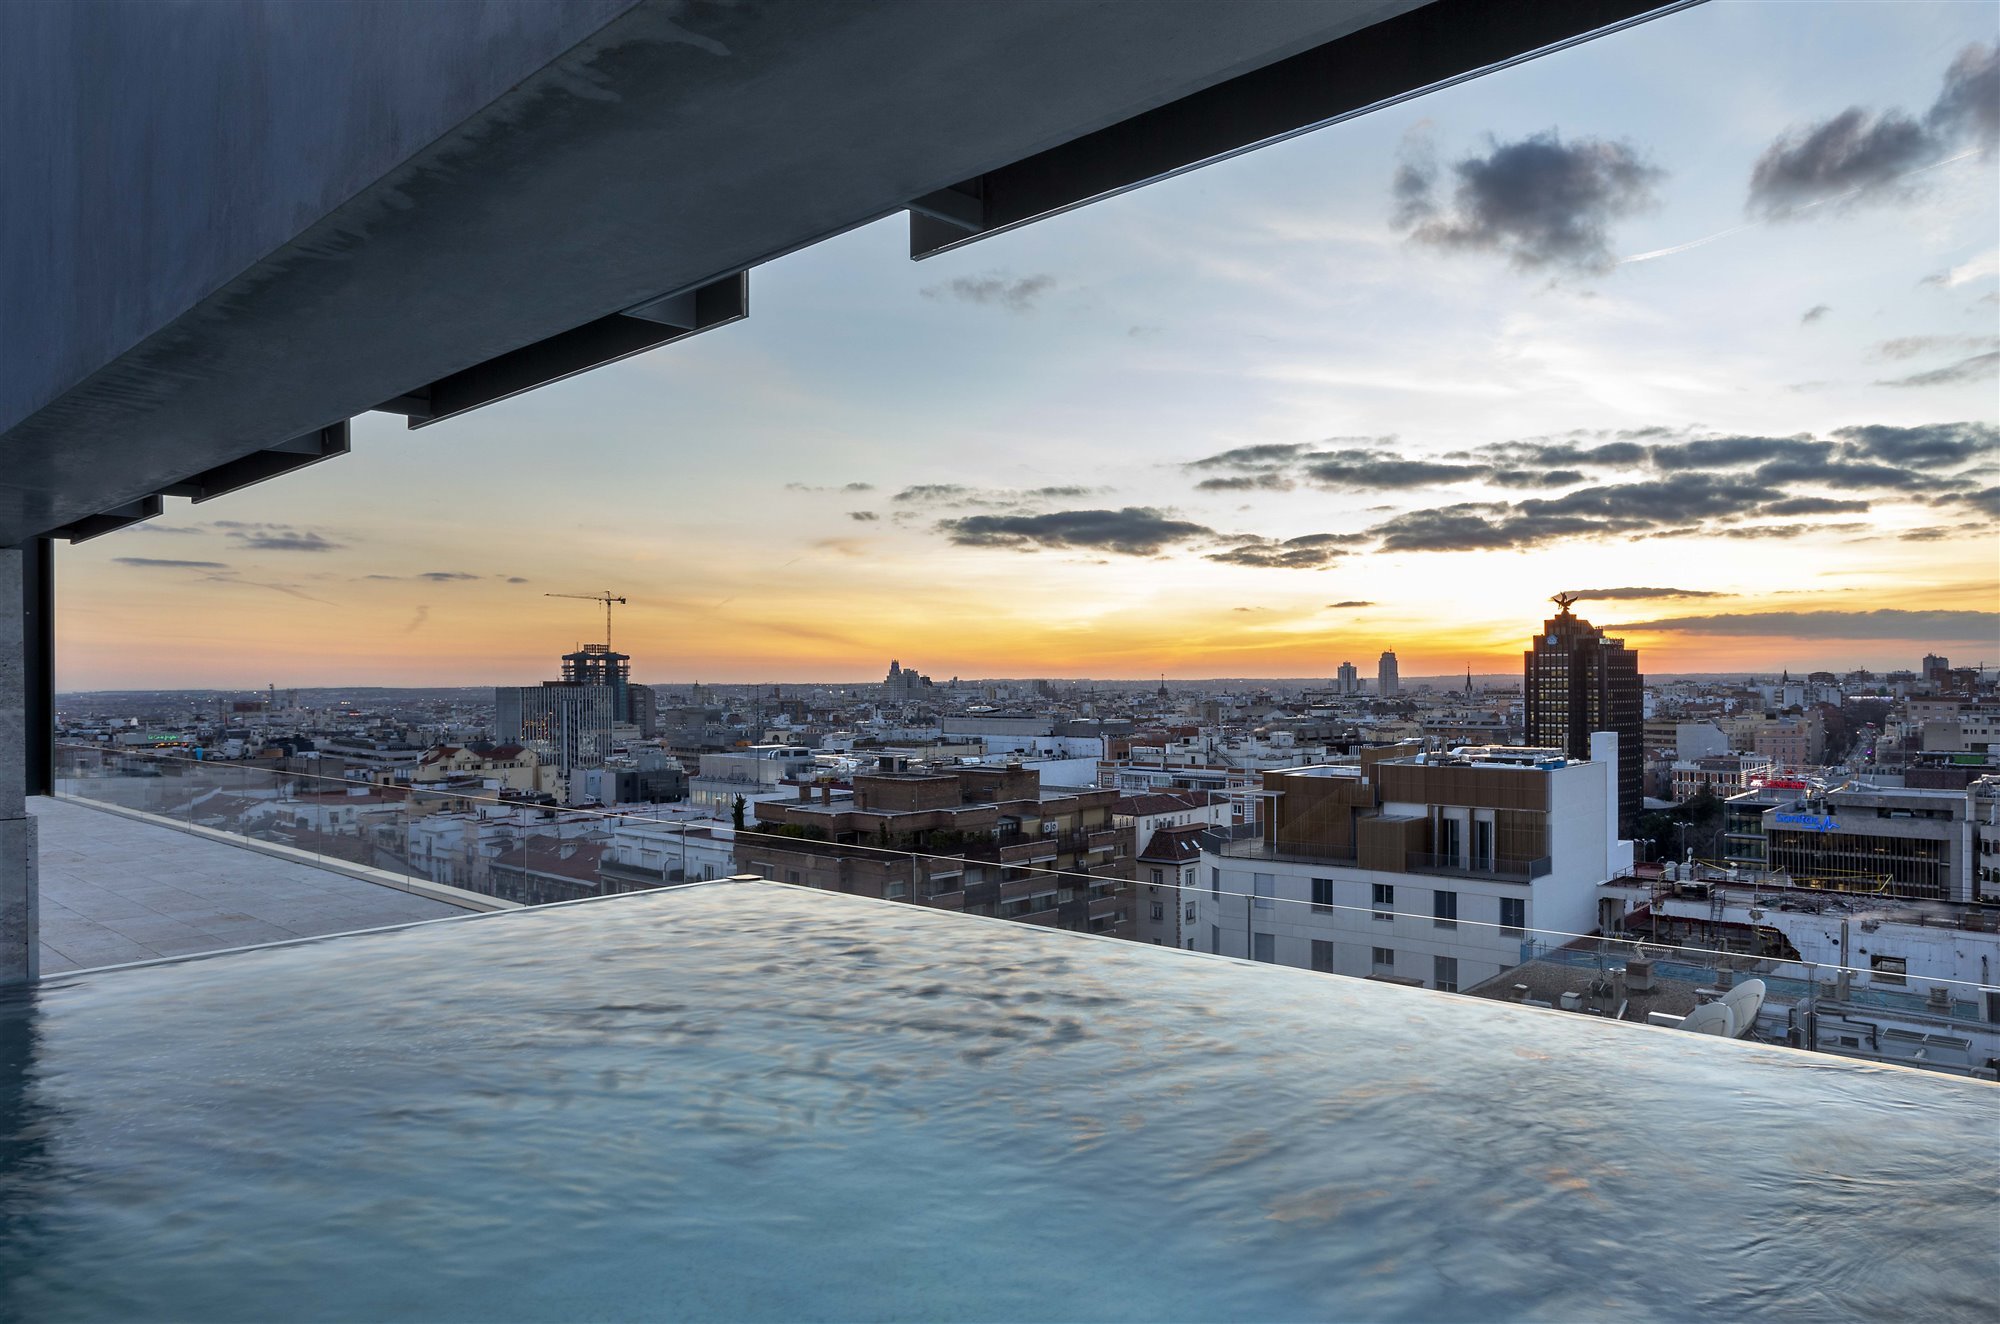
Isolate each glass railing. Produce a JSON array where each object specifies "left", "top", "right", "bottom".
[{"left": 48, "top": 741, "right": 2000, "bottom": 1075}]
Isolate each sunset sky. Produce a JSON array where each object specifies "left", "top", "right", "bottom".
[{"left": 56, "top": 1, "right": 1998, "bottom": 691}]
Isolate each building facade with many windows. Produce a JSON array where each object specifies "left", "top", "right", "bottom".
[
  {"left": 1193, "top": 735, "right": 1632, "bottom": 994},
  {"left": 1523, "top": 598, "right": 1642, "bottom": 833}
]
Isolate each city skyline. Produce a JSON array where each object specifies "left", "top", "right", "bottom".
[{"left": 52, "top": 2, "right": 1999, "bottom": 690}]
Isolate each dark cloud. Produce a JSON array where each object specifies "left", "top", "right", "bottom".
[
  {"left": 1748, "top": 43, "right": 1998, "bottom": 217},
  {"left": 893, "top": 484, "right": 973, "bottom": 503},
  {"left": 405, "top": 606, "right": 430, "bottom": 634},
  {"left": 848, "top": 511, "right": 879, "bottom": 522},
  {"left": 1873, "top": 334, "right": 2000, "bottom": 360},
  {"left": 112, "top": 557, "right": 229, "bottom": 570},
  {"left": 1392, "top": 130, "right": 1663, "bottom": 273},
  {"left": 938, "top": 507, "right": 1212, "bottom": 556},
  {"left": 1566, "top": 587, "right": 1723, "bottom": 601},
  {"left": 212, "top": 521, "right": 344, "bottom": 553},
  {"left": 417, "top": 571, "right": 479, "bottom": 582},
  {"left": 506, "top": 576, "right": 530, "bottom": 584},
  {"left": 1472, "top": 439, "right": 1650, "bottom": 468},
  {"left": 1649, "top": 435, "right": 1825, "bottom": 471},
  {"left": 1195, "top": 472, "right": 1296, "bottom": 492},
  {"left": 1756, "top": 497, "right": 1871, "bottom": 516},
  {"left": 843, "top": 482, "right": 875, "bottom": 492},
  {"left": 921, "top": 273, "right": 1056, "bottom": 312},
  {"left": 1325, "top": 600, "right": 1375, "bottom": 608},
  {"left": 786, "top": 481, "right": 878, "bottom": 493},
  {"left": 127, "top": 524, "right": 205, "bottom": 536},
  {"left": 1487, "top": 468, "right": 1586, "bottom": 489},
  {"left": 1927, "top": 43, "right": 1999, "bottom": 151},
  {"left": 1186, "top": 443, "right": 1313, "bottom": 471},
  {"left": 891, "top": 482, "right": 1104, "bottom": 508},
  {"left": 1619, "top": 609, "right": 1998, "bottom": 640},
  {"left": 1936, "top": 485, "right": 2000, "bottom": 518},
  {"left": 1801, "top": 304, "right": 1832, "bottom": 325},
  {"left": 1205, "top": 533, "right": 1352, "bottom": 569},
  {"left": 231, "top": 531, "right": 342, "bottom": 552},
  {"left": 1750, "top": 458, "right": 1934, "bottom": 492},
  {"left": 1298, "top": 450, "right": 1492, "bottom": 490},
  {"left": 1876, "top": 352, "right": 2000, "bottom": 388}
]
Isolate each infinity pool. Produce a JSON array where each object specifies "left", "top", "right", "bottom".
[{"left": 1, "top": 881, "right": 1994, "bottom": 1321}]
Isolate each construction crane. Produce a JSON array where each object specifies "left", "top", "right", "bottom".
[{"left": 545, "top": 591, "right": 626, "bottom": 650}]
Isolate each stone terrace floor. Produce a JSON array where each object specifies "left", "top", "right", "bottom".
[{"left": 32, "top": 797, "right": 470, "bottom": 975}]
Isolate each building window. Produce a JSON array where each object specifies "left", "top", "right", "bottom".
[
  {"left": 1186, "top": 938, "right": 1195, "bottom": 951},
  {"left": 1311, "top": 878, "right": 1333, "bottom": 913},
  {"left": 785, "top": 870, "right": 800, "bottom": 884},
  {"left": 1150, "top": 868, "right": 1163, "bottom": 886},
  {"left": 1253, "top": 932, "right": 1275, "bottom": 963},
  {"left": 1437, "top": 817, "right": 1461, "bottom": 865},
  {"left": 886, "top": 881, "right": 908, "bottom": 900},
  {"left": 1499, "top": 897, "right": 1526, "bottom": 937},
  {"left": 1210, "top": 867, "right": 1220, "bottom": 897},
  {"left": 1210, "top": 924, "right": 1220, "bottom": 955},
  {"left": 1253, "top": 873, "right": 1274, "bottom": 910},
  {"left": 1185, "top": 901, "right": 1196, "bottom": 921},
  {"left": 1435, "top": 955, "right": 1459, "bottom": 993},
  {"left": 1311, "top": 939, "right": 1334, "bottom": 973},
  {"left": 1372, "top": 946, "right": 1394, "bottom": 970},
  {"left": 1433, "top": 889, "right": 1457, "bottom": 929},
  {"left": 1150, "top": 902, "right": 1164, "bottom": 921},
  {"left": 1870, "top": 954, "right": 1907, "bottom": 986},
  {"left": 1372, "top": 883, "right": 1393, "bottom": 921}
]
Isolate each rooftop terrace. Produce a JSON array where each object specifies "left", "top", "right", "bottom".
[{"left": 2, "top": 880, "right": 1993, "bottom": 1321}]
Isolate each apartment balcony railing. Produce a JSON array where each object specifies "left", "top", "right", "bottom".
[
  {"left": 1210, "top": 836, "right": 1358, "bottom": 867},
  {"left": 1405, "top": 852, "right": 1551, "bottom": 883}
]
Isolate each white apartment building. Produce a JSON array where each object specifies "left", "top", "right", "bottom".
[
  {"left": 687, "top": 744, "right": 818, "bottom": 813},
  {"left": 1195, "top": 733, "right": 1633, "bottom": 995}
]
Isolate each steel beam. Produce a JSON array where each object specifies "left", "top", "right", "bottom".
[
  {"left": 45, "top": 497, "right": 163, "bottom": 544},
  {"left": 908, "top": 0, "right": 1700, "bottom": 259},
  {"left": 159, "top": 421, "right": 350, "bottom": 503},
  {"left": 19, "top": 538, "right": 51, "bottom": 799},
  {"left": 395, "top": 272, "right": 748, "bottom": 430}
]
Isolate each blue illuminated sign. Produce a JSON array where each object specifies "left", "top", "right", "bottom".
[{"left": 1773, "top": 811, "right": 1838, "bottom": 832}]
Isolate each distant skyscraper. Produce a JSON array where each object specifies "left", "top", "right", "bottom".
[
  {"left": 1922, "top": 653, "right": 1950, "bottom": 684},
  {"left": 1377, "top": 652, "right": 1400, "bottom": 698},
  {"left": 1336, "top": 661, "right": 1359, "bottom": 694},
  {"left": 496, "top": 684, "right": 613, "bottom": 777},
  {"left": 562, "top": 643, "right": 633, "bottom": 721},
  {"left": 1523, "top": 595, "right": 1642, "bottom": 832}
]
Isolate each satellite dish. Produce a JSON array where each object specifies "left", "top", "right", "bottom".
[
  {"left": 1721, "top": 979, "right": 1767, "bottom": 1036},
  {"left": 1681, "top": 1002, "right": 1737, "bottom": 1036}
]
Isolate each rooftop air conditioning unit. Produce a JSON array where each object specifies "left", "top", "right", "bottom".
[
  {"left": 1625, "top": 958, "right": 1655, "bottom": 992},
  {"left": 1559, "top": 992, "right": 1583, "bottom": 1011}
]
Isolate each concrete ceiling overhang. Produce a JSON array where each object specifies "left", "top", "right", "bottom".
[{"left": 0, "top": 0, "right": 1695, "bottom": 546}]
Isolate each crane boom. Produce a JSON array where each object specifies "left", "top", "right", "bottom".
[{"left": 545, "top": 591, "right": 626, "bottom": 649}]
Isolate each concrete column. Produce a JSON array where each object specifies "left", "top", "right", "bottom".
[{"left": 0, "top": 547, "right": 38, "bottom": 984}]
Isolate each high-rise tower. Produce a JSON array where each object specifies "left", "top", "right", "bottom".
[
  {"left": 1523, "top": 594, "right": 1641, "bottom": 832},
  {"left": 1377, "top": 651, "right": 1400, "bottom": 698}
]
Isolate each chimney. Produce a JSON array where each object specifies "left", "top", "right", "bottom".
[
  {"left": 797, "top": 783, "right": 811, "bottom": 802},
  {"left": 820, "top": 783, "right": 832, "bottom": 804}
]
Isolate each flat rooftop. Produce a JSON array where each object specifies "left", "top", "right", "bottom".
[
  {"left": 2, "top": 881, "right": 1993, "bottom": 1320},
  {"left": 31, "top": 797, "right": 468, "bottom": 974}
]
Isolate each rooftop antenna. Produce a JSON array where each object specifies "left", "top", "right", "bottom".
[
  {"left": 1680, "top": 1001, "right": 1736, "bottom": 1036},
  {"left": 1721, "top": 978, "right": 1766, "bottom": 1037},
  {"left": 545, "top": 590, "right": 626, "bottom": 649}
]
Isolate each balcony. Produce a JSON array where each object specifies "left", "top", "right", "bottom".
[
  {"left": 1211, "top": 835, "right": 1358, "bottom": 867},
  {"left": 1404, "top": 852, "right": 1552, "bottom": 884}
]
